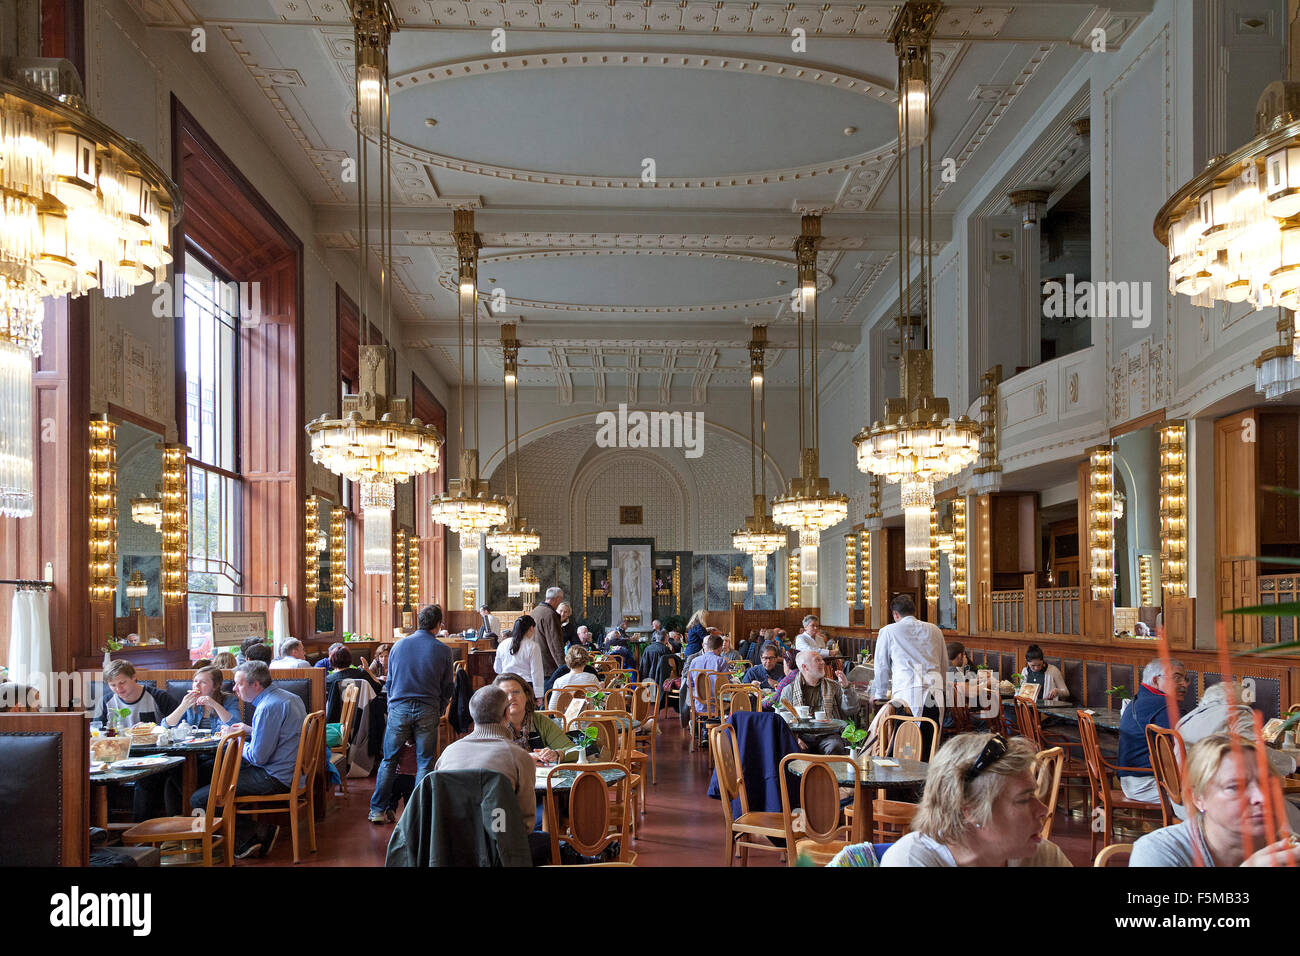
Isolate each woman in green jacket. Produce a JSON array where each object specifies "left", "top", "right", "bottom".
[{"left": 494, "top": 672, "right": 578, "bottom": 764}]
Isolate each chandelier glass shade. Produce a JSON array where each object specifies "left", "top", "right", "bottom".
[
  {"left": 361, "top": 478, "right": 394, "bottom": 576},
  {"left": 126, "top": 569, "right": 147, "bottom": 605},
  {"left": 519, "top": 566, "right": 540, "bottom": 601},
  {"left": 130, "top": 491, "right": 162, "bottom": 529},
  {"left": 0, "top": 339, "right": 33, "bottom": 517},
  {"left": 485, "top": 516, "right": 541, "bottom": 559},
  {"left": 727, "top": 566, "right": 748, "bottom": 600},
  {"left": 306, "top": 411, "right": 443, "bottom": 486},
  {"left": 733, "top": 327, "right": 784, "bottom": 599},
  {"left": 901, "top": 478, "right": 933, "bottom": 571},
  {"left": 487, "top": 324, "right": 541, "bottom": 570}
]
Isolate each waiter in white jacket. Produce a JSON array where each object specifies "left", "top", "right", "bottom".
[{"left": 869, "top": 594, "right": 946, "bottom": 753}]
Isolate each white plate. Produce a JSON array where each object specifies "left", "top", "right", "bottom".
[{"left": 111, "top": 756, "right": 175, "bottom": 770}]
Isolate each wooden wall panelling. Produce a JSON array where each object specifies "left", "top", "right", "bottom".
[
  {"left": 1215, "top": 410, "right": 1259, "bottom": 646},
  {"left": 1257, "top": 410, "right": 1300, "bottom": 557},
  {"left": 975, "top": 495, "right": 992, "bottom": 634}
]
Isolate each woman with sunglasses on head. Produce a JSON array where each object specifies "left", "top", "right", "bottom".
[{"left": 879, "top": 733, "right": 1071, "bottom": 867}]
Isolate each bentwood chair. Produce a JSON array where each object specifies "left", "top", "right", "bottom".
[
  {"left": 1014, "top": 696, "right": 1087, "bottom": 815},
  {"left": 330, "top": 682, "right": 361, "bottom": 795},
  {"left": 1146, "top": 724, "right": 1187, "bottom": 826},
  {"left": 582, "top": 710, "right": 645, "bottom": 821},
  {"left": 717, "top": 683, "right": 761, "bottom": 720},
  {"left": 850, "top": 714, "right": 938, "bottom": 842},
  {"left": 627, "top": 681, "right": 660, "bottom": 785},
  {"left": 689, "top": 670, "right": 729, "bottom": 757},
  {"left": 1034, "top": 747, "right": 1065, "bottom": 840},
  {"left": 1077, "top": 710, "right": 1163, "bottom": 859},
  {"left": 544, "top": 762, "right": 634, "bottom": 865},
  {"left": 1093, "top": 843, "right": 1133, "bottom": 867},
  {"left": 709, "top": 724, "right": 785, "bottom": 866},
  {"left": 234, "top": 710, "right": 326, "bottom": 864},
  {"left": 778, "top": 752, "right": 858, "bottom": 866},
  {"left": 124, "top": 731, "right": 244, "bottom": 866}
]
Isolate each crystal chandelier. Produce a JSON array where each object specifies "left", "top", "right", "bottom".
[
  {"left": 853, "top": 2, "right": 979, "bottom": 570},
  {"left": 126, "top": 569, "right": 147, "bottom": 607},
  {"left": 732, "top": 326, "right": 785, "bottom": 596},
  {"left": 727, "top": 566, "right": 748, "bottom": 602},
  {"left": 1256, "top": 312, "right": 1300, "bottom": 398},
  {"left": 771, "top": 215, "right": 849, "bottom": 592},
  {"left": 519, "top": 566, "right": 540, "bottom": 602},
  {"left": 431, "top": 209, "right": 510, "bottom": 606},
  {"left": 0, "top": 59, "right": 179, "bottom": 519},
  {"left": 130, "top": 489, "right": 162, "bottom": 529},
  {"left": 485, "top": 323, "right": 540, "bottom": 598},
  {"left": 306, "top": 1, "right": 443, "bottom": 576}
]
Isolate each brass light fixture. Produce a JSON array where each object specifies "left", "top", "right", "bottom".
[
  {"left": 859, "top": 529, "right": 870, "bottom": 613},
  {"left": 1087, "top": 445, "right": 1115, "bottom": 601},
  {"left": 125, "top": 569, "right": 147, "bottom": 608},
  {"left": 88, "top": 414, "right": 116, "bottom": 602},
  {"left": 330, "top": 506, "right": 347, "bottom": 608},
  {"left": 131, "top": 490, "right": 162, "bottom": 530},
  {"left": 733, "top": 326, "right": 786, "bottom": 596},
  {"left": 159, "top": 441, "right": 188, "bottom": 605},
  {"left": 519, "top": 566, "right": 540, "bottom": 603},
  {"left": 304, "top": 497, "right": 320, "bottom": 608},
  {"left": 844, "top": 532, "right": 857, "bottom": 608},
  {"left": 485, "top": 323, "right": 540, "bottom": 596},
  {"left": 926, "top": 506, "right": 940, "bottom": 603},
  {"left": 854, "top": 2, "right": 980, "bottom": 570},
  {"left": 431, "top": 209, "right": 511, "bottom": 608},
  {"left": 727, "top": 566, "right": 748, "bottom": 602},
  {"left": 406, "top": 535, "right": 419, "bottom": 608},
  {"left": 951, "top": 496, "right": 967, "bottom": 603},
  {"left": 306, "top": 1, "right": 443, "bottom": 577},
  {"left": 1158, "top": 420, "right": 1188, "bottom": 597},
  {"left": 394, "top": 527, "right": 407, "bottom": 610},
  {"left": 771, "top": 216, "right": 849, "bottom": 590},
  {"left": 1138, "top": 554, "right": 1154, "bottom": 608},
  {"left": 969, "top": 366, "right": 1003, "bottom": 494}
]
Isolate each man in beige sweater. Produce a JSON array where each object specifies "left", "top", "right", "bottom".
[{"left": 435, "top": 685, "right": 537, "bottom": 823}]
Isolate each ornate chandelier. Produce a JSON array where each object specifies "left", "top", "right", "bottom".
[
  {"left": 130, "top": 490, "right": 162, "bottom": 530},
  {"left": 0, "top": 59, "right": 179, "bottom": 519},
  {"left": 853, "top": 1, "right": 979, "bottom": 570},
  {"left": 430, "top": 209, "right": 510, "bottom": 604},
  {"left": 732, "top": 326, "right": 785, "bottom": 596},
  {"left": 771, "top": 215, "right": 849, "bottom": 590},
  {"left": 307, "top": 1, "right": 443, "bottom": 576},
  {"left": 519, "top": 566, "right": 540, "bottom": 602},
  {"left": 485, "top": 323, "right": 540, "bottom": 597}
]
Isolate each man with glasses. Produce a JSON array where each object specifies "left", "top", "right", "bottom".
[
  {"left": 742, "top": 642, "right": 784, "bottom": 690},
  {"left": 1117, "top": 657, "right": 1189, "bottom": 814}
]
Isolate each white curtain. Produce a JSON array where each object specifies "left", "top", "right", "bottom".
[
  {"left": 273, "top": 597, "right": 290, "bottom": 653},
  {"left": 7, "top": 588, "right": 51, "bottom": 706}
]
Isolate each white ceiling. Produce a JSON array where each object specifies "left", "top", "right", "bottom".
[{"left": 127, "top": 0, "right": 1153, "bottom": 396}]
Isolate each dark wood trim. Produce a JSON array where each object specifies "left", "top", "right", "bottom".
[
  {"left": 41, "top": 0, "right": 85, "bottom": 81},
  {"left": 105, "top": 403, "right": 165, "bottom": 436},
  {"left": 1109, "top": 408, "right": 1166, "bottom": 439}
]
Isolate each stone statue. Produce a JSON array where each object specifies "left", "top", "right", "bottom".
[{"left": 620, "top": 549, "right": 642, "bottom": 617}]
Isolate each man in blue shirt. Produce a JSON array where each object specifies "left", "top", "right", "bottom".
[
  {"left": 369, "top": 604, "right": 454, "bottom": 824},
  {"left": 742, "top": 642, "right": 784, "bottom": 690},
  {"left": 190, "top": 660, "right": 305, "bottom": 859},
  {"left": 1118, "top": 657, "right": 1188, "bottom": 811}
]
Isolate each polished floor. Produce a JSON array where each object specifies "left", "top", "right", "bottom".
[{"left": 238, "top": 716, "right": 1130, "bottom": 867}]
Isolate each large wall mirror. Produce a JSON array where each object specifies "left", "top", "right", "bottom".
[
  {"left": 1111, "top": 424, "right": 1162, "bottom": 638},
  {"left": 309, "top": 493, "right": 335, "bottom": 635},
  {"left": 114, "top": 413, "right": 166, "bottom": 643}
]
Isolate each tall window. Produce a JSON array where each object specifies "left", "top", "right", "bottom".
[{"left": 183, "top": 250, "right": 242, "bottom": 652}]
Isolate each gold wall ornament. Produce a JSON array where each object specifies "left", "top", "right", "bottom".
[
  {"left": 88, "top": 415, "right": 117, "bottom": 602},
  {"left": 1087, "top": 445, "right": 1115, "bottom": 601},
  {"left": 951, "top": 496, "right": 968, "bottom": 603},
  {"left": 394, "top": 527, "right": 408, "bottom": 608},
  {"left": 1138, "top": 553, "right": 1154, "bottom": 607},
  {"left": 859, "top": 529, "right": 870, "bottom": 614},
  {"left": 926, "top": 506, "right": 940, "bottom": 603},
  {"left": 406, "top": 535, "right": 419, "bottom": 607},
  {"left": 304, "top": 498, "right": 320, "bottom": 608},
  {"left": 787, "top": 550, "right": 801, "bottom": 608},
  {"left": 159, "top": 441, "right": 188, "bottom": 605},
  {"left": 1158, "top": 420, "right": 1188, "bottom": 597},
  {"left": 330, "top": 506, "right": 347, "bottom": 608},
  {"left": 844, "top": 532, "right": 857, "bottom": 609}
]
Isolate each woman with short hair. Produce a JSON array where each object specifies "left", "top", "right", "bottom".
[
  {"left": 879, "top": 733, "right": 1070, "bottom": 867},
  {"left": 1131, "top": 734, "right": 1300, "bottom": 867}
]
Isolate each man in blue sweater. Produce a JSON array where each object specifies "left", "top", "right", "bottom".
[
  {"left": 368, "top": 604, "right": 454, "bottom": 824},
  {"left": 1117, "top": 657, "right": 1188, "bottom": 813}
]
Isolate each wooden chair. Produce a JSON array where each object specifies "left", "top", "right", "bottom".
[
  {"left": 124, "top": 732, "right": 244, "bottom": 866},
  {"left": 330, "top": 682, "right": 361, "bottom": 795},
  {"left": 603, "top": 689, "right": 628, "bottom": 713},
  {"left": 1093, "top": 843, "right": 1133, "bottom": 867},
  {"left": 627, "top": 680, "right": 660, "bottom": 785},
  {"left": 1146, "top": 724, "right": 1187, "bottom": 827},
  {"left": 778, "top": 752, "right": 857, "bottom": 866},
  {"left": 1034, "top": 746, "right": 1065, "bottom": 840},
  {"left": 853, "top": 714, "right": 938, "bottom": 841},
  {"left": 548, "top": 687, "right": 580, "bottom": 714},
  {"left": 536, "top": 709, "right": 566, "bottom": 730},
  {"left": 717, "top": 683, "right": 761, "bottom": 719},
  {"left": 582, "top": 710, "right": 645, "bottom": 822},
  {"left": 688, "top": 669, "right": 729, "bottom": 756},
  {"left": 709, "top": 724, "right": 784, "bottom": 866},
  {"left": 1014, "top": 696, "right": 1088, "bottom": 815},
  {"left": 439, "top": 661, "right": 466, "bottom": 751},
  {"left": 544, "top": 762, "right": 634, "bottom": 865},
  {"left": 234, "top": 710, "right": 326, "bottom": 863},
  {"left": 1077, "top": 710, "right": 1163, "bottom": 859}
]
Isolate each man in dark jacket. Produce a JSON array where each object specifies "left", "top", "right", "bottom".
[
  {"left": 533, "top": 587, "right": 566, "bottom": 674},
  {"left": 1117, "top": 657, "right": 1188, "bottom": 807},
  {"left": 639, "top": 632, "right": 672, "bottom": 686},
  {"left": 369, "top": 604, "right": 453, "bottom": 825}
]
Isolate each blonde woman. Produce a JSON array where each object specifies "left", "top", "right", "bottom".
[
  {"left": 684, "top": 609, "right": 709, "bottom": 655},
  {"left": 880, "top": 733, "right": 1071, "bottom": 867},
  {"left": 1131, "top": 734, "right": 1300, "bottom": 867}
]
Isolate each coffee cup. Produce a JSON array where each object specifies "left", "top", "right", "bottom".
[
  {"left": 796, "top": 705, "right": 811, "bottom": 720},
  {"left": 814, "top": 710, "right": 828, "bottom": 722}
]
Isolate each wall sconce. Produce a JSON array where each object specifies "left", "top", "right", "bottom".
[
  {"left": 859, "top": 530, "right": 870, "bottom": 612},
  {"left": 330, "top": 506, "right": 346, "bottom": 608},
  {"left": 159, "top": 442, "right": 188, "bottom": 605},
  {"left": 788, "top": 550, "right": 801, "bottom": 608},
  {"left": 305, "top": 498, "right": 319, "bottom": 608},
  {"left": 952, "top": 496, "right": 968, "bottom": 603},
  {"left": 394, "top": 528, "right": 408, "bottom": 608},
  {"left": 462, "top": 588, "right": 476, "bottom": 611},
  {"left": 407, "top": 535, "right": 419, "bottom": 607},
  {"left": 1138, "top": 553, "right": 1154, "bottom": 607},
  {"left": 844, "top": 532, "right": 857, "bottom": 607},
  {"left": 1088, "top": 444, "right": 1115, "bottom": 601},
  {"left": 926, "top": 505, "right": 940, "bottom": 603},
  {"left": 1159, "top": 419, "right": 1188, "bottom": 597},
  {"left": 1008, "top": 188, "right": 1050, "bottom": 230},
  {"left": 88, "top": 415, "right": 117, "bottom": 602}
]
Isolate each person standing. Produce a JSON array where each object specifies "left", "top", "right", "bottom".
[
  {"left": 493, "top": 614, "right": 546, "bottom": 700},
  {"left": 870, "top": 594, "right": 946, "bottom": 750},
  {"left": 369, "top": 604, "right": 454, "bottom": 825},
  {"left": 533, "top": 587, "right": 566, "bottom": 675},
  {"left": 477, "top": 604, "right": 500, "bottom": 641},
  {"left": 559, "top": 602, "right": 578, "bottom": 647}
]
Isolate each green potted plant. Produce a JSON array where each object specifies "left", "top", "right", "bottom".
[
  {"left": 841, "top": 720, "right": 869, "bottom": 759},
  {"left": 585, "top": 689, "right": 608, "bottom": 709},
  {"left": 1108, "top": 684, "right": 1129, "bottom": 710}
]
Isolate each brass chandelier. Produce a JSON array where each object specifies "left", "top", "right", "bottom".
[
  {"left": 485, "top": 322, "right": 540, "bottom": 596},
  {"left": 853, "top": 1, "right": 979, "bottom": 571},
  {"left": 732, "top": 326, "right": 785, "bottom": 596},
  {"left": 771, "top": 214, "right": 849, "bottom": 590},
  {"left": 0, "top": 59, "right": 179, "bottom": 519},
  {"left": 306, "top": 0, "right": 444, "bottom": 576}
]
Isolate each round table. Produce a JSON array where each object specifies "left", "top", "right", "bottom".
[
  {"left": 89, "top": 755, "right": 187, "bottom": 829},
  {"left": 534, "top": 765, "right": 626, "bottom": 793},
  {"left": 782, "top": 717, "right": 846, "bottom": 737},
  {"left": 788, "top": 755, "right": 929, "bottom": 842}
]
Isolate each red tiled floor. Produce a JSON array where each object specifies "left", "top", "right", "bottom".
[{"left": 239, "top": 718, "right": 1141, "bottom": 867}]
